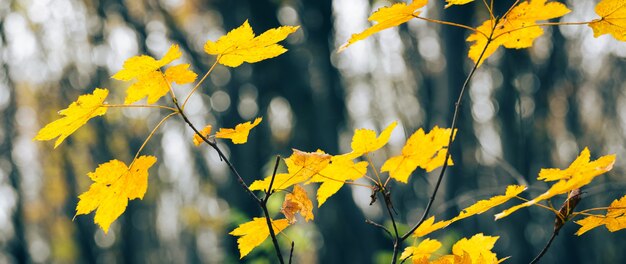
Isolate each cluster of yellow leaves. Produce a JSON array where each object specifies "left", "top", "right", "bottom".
[
  {"left": 382, "top": 126, "right": 455, "bottom": 183},
  {"left": 413, "top": 185, "right": 526, "bottom": 237},
  {"left": 75, "top": 156, "right": 157, "bottom": 233},
  {"left": 281, "top": 185, "right": 314, "bottom": 223},
  {"left": 34, "top": 88, "right": 109, "bottom": 148},
  {"left": 205, "top": 20, "right": 299, "bottom": 67},
  {"left": 575, "top": 195, "right": 626, "bottom": 235},
  {"left": 467, "top": 0, "right": 570, "bottom": 65},
  {"left": 402, "top": 234, "right": 507, "bottom": 263},
  {"left": 495, "top": 148, "right": 615, "bottom": 220},
  {"left": 112, "top": 44, "right": 197, "bottom": 104},
  {"left": 589, "top": 0, "right": 626, "bottom": 41},
  {"left": 229, "top": 217, "right": 290, "bottom": 258},
  {"left": 339, "top": 0, "right": 427, "bottom": 51}
]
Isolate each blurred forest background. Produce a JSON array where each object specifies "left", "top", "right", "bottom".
[{"left": 1, "top": 0, "right": 626, "bottom": 263}]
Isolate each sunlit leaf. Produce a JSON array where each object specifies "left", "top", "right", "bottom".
[
  {"left": 575, "top": 195, "right": 626, "bottom": 235},
  {"left": 75, "top": 156, "right": 157, "bottom": 233},
  {"left": 589, "top": 0, "right": 626, "bottom": 41},
  {"left": 381, "top": 126, "right": 455, "bottom": 183},
  {"left": 495, "top": 148, "right": 615, "bottom": 220},
  {"left": 34, "top": 88, "right": 108, "bottom": 148},
  {"left": 250, "top": 149, "right": 332, "bottom": 192},
  {"left": 466, "top": 0, "right": 570, "bottom": 66},
  {"left": 193, "top": 124, "right": 212, "bottom": 146},
  {"left": 351, "top": 121, "right": 397, "bottom": 155},
  {"left": 400, "top": 238, "right": 442, "bottom": 262},
  {"left": 339, "top": 0, "right": 428, "bottom": 51},
  {"left": 215, "top": 117, "right": 262, "bottom": 144},
  {"left": 229, "top": 217, "right": 290, "bottom": 258},
  {"left": 204, "top": 20, "right": 299, "bottom": 67},
  {"left": 308, "top": 152, "right": 368, "bottom": 206},
  {"left": 451, "top": 233, "right": 502, "bottom": 263}
]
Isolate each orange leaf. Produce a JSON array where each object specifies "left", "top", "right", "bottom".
[
  {"left": 281, "top": 185, "right": 314, "bottom": 223},
  {"left": 250, "top": 149, "right": 332, "bottom": 192},
  {"left": 193, "top": 125, "right": 212, "bottom": 146}
]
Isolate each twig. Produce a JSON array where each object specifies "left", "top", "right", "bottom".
[
  {"left": 529, "top": 230, "right": 558, "bottom": 264},
  {"left": 365, "top": 219, "right": 393, "bottom": 238},
  {"left": 382, "top": 190, "right": 401, "bottom": 264},
  {"left": 260, "top": 156, "right": 286, "bottom": 264},
  {"left": 389, "top": 17, "right": 498, "bottom": 263},
  {"left": 265, "top": 156, "right": 282, "bottom": 202},
  {"left": 289, "top": 241, "right": 295, "bottom": 264}
]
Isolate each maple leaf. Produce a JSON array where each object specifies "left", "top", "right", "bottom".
[
  {"left": 204, "top": 20, "right": 299, "bottom": 67},
  {"left": 34, "top": 88, "right": 108, "bottom": 148},
  {"left": 250, "top": 149, "right": 332, "bottom": 192},
  {"left": 229, "top": 217, "right": 290, "bottom": 258},
  {"left": 75, "top": 156, "right": 157, "bottom": 233},
  {"left": 451, "top": 233, "right": 502, "bottom": 263},
  {"left": 281, "top": 185, "right": 314, "bottom": 223},
  {"left": 215, "top": 117, "right": 262, "bottom": 144},
  {"left": 381, "top": 126, "right": 455, "bottom": 183},
  {"left": 466, "top": 0, "right": 570, "bottom": 65},
  {"left": 589, "top": 0, "right": 626, "bottom": 41},
  {"left": 575, "top": 195, "right": 626, "bottom": 235},
  {"left": 193, "top": 124, "right": 212, "bottom": 146},
  {"left": 495, "top": 148, "right": 615, "bottom": 220},
  {"left": 445, "top": 0, "right": 474, "bottom": 8},
  {"left": 112, "top": 44, "right": 197, "bottom": 104},
  {"left": 308, "top": 152, "right": 368, "bottom": 206},
  {"left": 351, "top": 121, "right": 397, "bottom": 155},
  {"left": 452, "top": 185, "right": 526, "bottom": 222},
  {"left": 412, "top": 216, "right": 453, "bottom": 237},
  {"left": 400, "top": 238, "right": 442, "bottom": 262},
  {"left": 339, "top": 0, "right": 428, "bottom": 51}
]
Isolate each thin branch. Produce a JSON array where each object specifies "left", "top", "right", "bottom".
[
  {"left": 365, "top": 219, "right": 393, "bottom": 238},
  {"left": 382, "top": 190, "right": 401, "bottom": 264},
  {"left": 265, "top": 155, "right": 282, "bottom": 201},
  {"left": 181, "top": 58, "right": 220, "bottom": 109},
  {"left": 413, "top": 15, "right": 487, "bottom": 38},
  {"left": 261, "top": 203, "right": 285, "bottom": 264},
  {"left": 399, "top": 19, "right": 498, "bottom": 244},
  {"left": 529, "top": 230, "right": 558, "bottom": 264},
  {"left": 289, "top": 241, "right": 295, "bottom": 264},
  {"left": 103, "top": 104, "right": 177, "bottom": 112}
]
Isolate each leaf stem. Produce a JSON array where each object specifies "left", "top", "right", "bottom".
[
  {"left": 514, "top": 196, "right": 560, "bottom": 214},
  {"left": 130, "top": 112, "right": 178, "bottom": 167},
  {"left": 367, "top": 154, "right": 383, "bottom": 185},
  {"left": 412, "top": 15, "right": 487, "bottom": 38},
  {"left": 103, "top": 104, "right": 177, "bottom": 112},
  {"left": 181, "top": 57, "right": 220, "bottom": 109}
]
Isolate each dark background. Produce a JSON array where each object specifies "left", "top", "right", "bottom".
[{"left": 1, "top": 0, "right": 625, "bottom": 263}]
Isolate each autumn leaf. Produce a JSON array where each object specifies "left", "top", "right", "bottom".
[
  {"left": 34, "top": 88, "right": 108, "bottom": 148},
  {"left": 229, "top": 217, "right": 290, "bottom": 258},
  {"left": 351, "top": 121, "right": 397, "bottom": 155},
  {"left": 495, "top": 148, "right": 615, "bottom": 220},
  {"left": 250, "top": 149, "right": 332, "bottom": 192},
  {"left": 589, "top": 0, "right": 626, "bottom": 41},
  {"left": 452, "top": 185, "right": 526, "bottom": 222},
  {"left": 112, "top": 44, "right": 197, "bottom": 104},
  {"left": 339, "top": 0, "right": 428, "bottom": 51},
  {"left": 381, "top": 126, "right": 455, "bottom": 183},
  {"left": 308, "top": 152, "right": 368, "bottom": 206},
  {"left": 466, "top": 0, "right": 570, "bottom": 65},
  {"left": 204, "top": 20, "right": 299, "bottom": 67},
  {"left": 193, "top": 125, "right": 212, "bottom": 146},
  {"left": 412, "top": 216, "right": 453, "bottom": 237},
  {"left": 75, "top": 156, "right": 157, "bottom": 233},
  {"left": 575, "top": 195, "right": 626, "bottom": 235},
  {"left": 281, "top": 185, "right": 314, "bottom": 223},
  {"left": 451, "top": 233, "right": 501, "bottom": 263},
  {"left": 215, "top": 117, "right": 262, "bottom": 144},
  {"left": 400, "top": 238, "right": 442, "bottom": 261},
  {"left": 445, "top": 0, "right": 474, "bottom": 8}
]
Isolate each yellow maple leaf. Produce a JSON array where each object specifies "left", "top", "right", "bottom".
[
  {"left": 229, "top": 217, "right": 290, "bottom": 258},
  {"left": 308, "top": 152, "right": 368, "bottom": 206},
  {"left": 452, "top": 185, "right": 526, "bottom": 222},
  {"left": 445, "top": 0, "right": 474, "bottom": 8},
  {"left": 34, "top": 88, "right": 108, "bottom": 148},
  {"left": 575, "top": 195, "right": 626, "bottom": 235},
  {"left": 281, "top": 185, "right": 314, "bottom": 223},
  {"left": 412, "top": 216, "right": 453, "bottom": 237},
  {"left": 589, "top": 0, "right": 626, "bottom": 41},
  {"left": 339, "top": 0, "right": 428, "bottom": 51},
  {"left": 400, "top": 238, "right": 442, "bottom": 262},
  {"left": 112, "top": 44, "right": 196, "bottom": 104},
  {"left": 250, "top": 149, "right": 332, "bottom": 192},
  {"left": 351, "top": 121, "right": 397, "bottom": 155},
  {"left": 75, "top": 156, "right": 157, "bottom": 233},
  {"left": 381, "top": 126, "right": 455, "bottom": 183},
  {"left": 193, "top": 124, "right": 212, "bottom": 146},
  {"left": 204, "top": 20, "right": 299, "bottom": 67},
  {"left": 215, "top": 117, "right": 262, "bottom": 144},
  {"left": 495, "top": 148, "right": 615, "bottom": 220},
  {"left": 466, "top": 0, "right": 570, "bottom": 65},
  {"left": 451, "top": 233, "right": 501, "bottom": 263}
]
